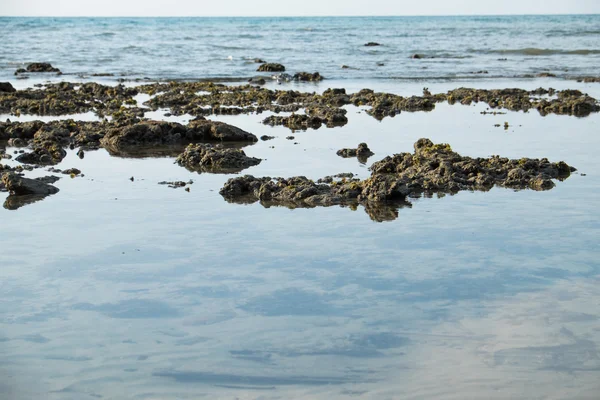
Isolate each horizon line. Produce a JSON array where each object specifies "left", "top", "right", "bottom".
[{"left": 1, "top": 13, "right": 599, "bottom": 18}]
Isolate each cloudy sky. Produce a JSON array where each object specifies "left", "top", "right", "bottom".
[{"left": 1, "top": 0, "right": 599, "bottom": 16}]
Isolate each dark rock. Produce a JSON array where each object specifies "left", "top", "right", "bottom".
[
  {"left": 0, "top": 82, "right": 16, "bottom": 93},
  {"left": 292, "top": 72, "right": 323, "bottom": 82},
  {"left": 220, "top": 139, "right": 575, "bottom": 221},
  {"left": 337, "top": 143, "right": 375, "bottom": 164},
  {"left": 257, "top": 63, "right": 286, "bottom": 72},
  {"left": 187, "top": 119, "right": 258, "bottom": 142},
  {"left": 260, "top": 135, "right": 275, "bottom": 141},
  {"left": 2, "top": 172, "right": 59, "bottom": 196},
  {"left": 364, "top": 42, "right": 381, "bottom": 47},
  {"left": 537, "top": 72, "right": 557, "bottom": 78},
  {"left": 176, "top": 143, "right": 261, "bottom": 173},
  {"left": 248, "top": 77, "right": 266, "bottom": 85},
  {"left": 62, "top": 168, "right": 81, "bottom": 175},
  {"left": 158, "top": 180, "right": 192, "bottom": 188},
  {"left": 411, "top": 54, "right": 423, "bottom": 59},
  {"left": 253, "top": 58, "right": 266, "bottom": 64},
  {"left": 25, "top": 63, "right": 61, "bottom": 73}
]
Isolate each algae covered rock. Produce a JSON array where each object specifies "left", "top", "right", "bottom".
[
  {"left": 220, "top": 138, "right": 576, "bottom": 221},
  {"left": 257, "top": 63, "right": 286, "bottom": 72},
  {"left": 176, "top": 143, "right": 261, "bottom": 173}
]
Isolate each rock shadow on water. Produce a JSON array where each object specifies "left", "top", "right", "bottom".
[{"left": 72, "top": 299, "right": 179, "bottom": 319}]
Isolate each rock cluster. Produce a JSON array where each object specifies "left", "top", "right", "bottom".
[{"left": 220, "top": 138, "right": 576, "bottom": 221}]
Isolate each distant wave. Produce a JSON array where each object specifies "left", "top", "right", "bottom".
[
  {"left": 474, "top": 48, "right": 600, "bottom": 56},
  {"left": 545, "top": 30, "right": 600, "bottom": 37}
]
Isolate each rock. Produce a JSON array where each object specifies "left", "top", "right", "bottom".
[
  {"left": 260, "top": 135, "right": 275, "bottom": 141},
  {"left": 187, "top": 119, "right": 258, "bottom": 142},
  {"left": 248, "top": 77, "right": 266, "bottom": 85},
  {"left": 257, "top": 63, "right": 286, "bottom": 72},
  {"left": 220, "top": 139, "right": 576, "bottom": 221},
  {"left": 158, "top": 180, "right": 192, "bottom": 188},
  {"left": 364, "top": 42, "right": 381, "bottom": 47},
  {"left": 292, "top": 72, "right": 324, "bottom": 82},
  {"left": 100, "top": 120, "right": 257, "bottom": 151},
  {"left": 62, "top": 168, "right": 81, "bottom": 175},
  {"left": 0, "top": 82, "right": 16, "bottom": 93},
  {"left": 176, "top": 143, "right": 261, "bottom": 173},
  {"left": 537, "top": 72, "right": 557, "bottom": 78},
  {"left": 25, "top": 63, "right": 61, "bottom": 73},
  {"left": 286, "top": 136, "right": 295, "bottom": 140},
  {"left": 337, "top": 143, "right": 375, "bottom": 163},
  {"left": 253, "top": 58, "right": 266, "bottom": 64},
  {"left": 411, "top": 54, "right": 423, "bottom": 59},
  {"left": 2, "top": 172, "right": 59, "bottom": 196}
]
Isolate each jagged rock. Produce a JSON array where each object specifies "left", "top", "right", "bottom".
[
  {"left": 293, "top": 72, "right": 324, "bottom": 82},
  {"left": 176, "top": 143, "right": 261, "bottom": 173},
  {"left": 337, "top": 143, "right": 374, "bottom": 163},
  {"left": 220, "top": 138, "right": 576, "bottom": 221},
  {"left": 2, "top": 172, "right": 59, "bottom": 196},
  {"left": 257, "top": 63, "right": 286, "bottom": 72}
]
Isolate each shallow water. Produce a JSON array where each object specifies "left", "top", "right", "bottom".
[
  {"left": 1, "top": 77, "right": 600, "bottom": 398},
  {"left": 1, "top": 15, "right": 600, "bottom": 83}
]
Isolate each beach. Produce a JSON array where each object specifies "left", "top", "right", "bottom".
[{"left": 1, "top": 15, "right": 600, "bottom": 400}]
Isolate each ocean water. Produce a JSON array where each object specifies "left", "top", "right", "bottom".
[
  {"left": 0, "top": 15, "right": 600, "bottom": 82},
  {"left": 1, "top": 15, "right": 600, "bottom": 400}
]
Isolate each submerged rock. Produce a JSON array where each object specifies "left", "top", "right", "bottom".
[
  {"left": 257, "top": 63, "right": 286, "bottom": 72},
  {"left": 220, "top": 138, "right": 576, "bottom": 221},
  {"left": 364, "top": 42, "right": 381, "bottom": 47},
  {"left": 293, "top": 72, "right": 324, "bottom": 82},
  {"left": 176, "top": 143, "right": 261, "bottom": 173},
  {"left": 337, "top": 143, "right": 374, "bottom": 164}
]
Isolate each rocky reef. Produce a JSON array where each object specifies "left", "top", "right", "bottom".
[{"left": 220, "top": 138, "right": 576, "bottom": 221}]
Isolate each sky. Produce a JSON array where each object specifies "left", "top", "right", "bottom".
[{"left": 1, "top": 0, "right": 599, "bottom": 16}]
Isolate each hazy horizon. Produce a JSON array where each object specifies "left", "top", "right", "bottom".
[{"left": 1, "top": 0, "right": 599, "bottom": 17}]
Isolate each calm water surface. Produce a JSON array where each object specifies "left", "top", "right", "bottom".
[{"left": 0, "top": 77, "right": 599, "bottom": 399}]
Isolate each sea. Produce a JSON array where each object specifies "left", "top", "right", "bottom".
[
  {"left": 1, "top": 15, "right": 600, "bottom": 82},
  {"left": 1, "top": 15, "right": 600, "bottom": 400}
]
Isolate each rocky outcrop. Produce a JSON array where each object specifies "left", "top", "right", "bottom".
[
  {"left": 220, "top": 138, "right": 576, "bottom": 221},
  {"left": 0, "top": 82, "right": 16, "bottom": 93},
  {"left": 262, "top": 107, "right": 348, "bottom": 131},
  {"left": 2, "top": 172, "right": 59, "bottom": 195},
  {"left": 293, "top": 72, "right": 324, "bottom": 82},
  {"left": 336, "top": 143, "right": 374, "bottom": 163},
  {"left": 257, "top": 63, "right": 286, "bottom": 72},
  {"left": 176, "top": 143, "right": 261, "bottom": 173},
  {"left": 26, "top": 63, "right": 61, "bottom": 73},
  {"left": 100, "top": 120, "right": 257, "bottom": 150}
]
